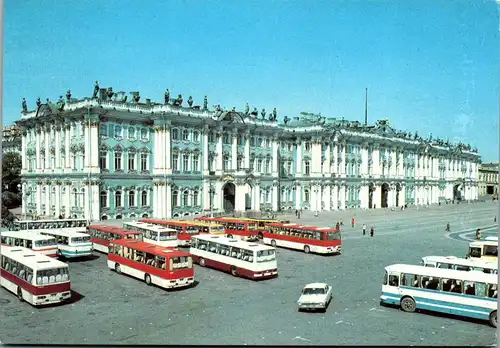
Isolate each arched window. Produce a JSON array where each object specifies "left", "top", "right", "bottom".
[
  {"left": 172, "top": 191, "right": 179, "bottom": 207},
  {"left": 128, "top": 191, "right": 135, "bottom": 207},
  {"left": 183, "top": 191, "right": 189, "bottom": 206},
  {"left": 100, "top": 191, "right": 107, "bottom": 208},
  {"left": 141, "top": 190, "right": 148, "bottom": 206},
  {"left": 115, "top": 191, "right": 122, "bottom": 207},
  {"left": 192, "top": 191, "right": 199, "bottom": 206},
  {"left": 72, "top": 188, "right": 78, "bottom": 207},
  {"left": 80, "top": 188, "right": 85, "bottom": 208},
  {"left": 171, "top": 128, "right": 179, "bottom": 140},
  {"left": 304, "top": 189, "right": 310, "bottom": 202}
]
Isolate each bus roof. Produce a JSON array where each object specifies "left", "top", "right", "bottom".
[
  {"left": 385, "top": 263, "right": 498, "bottom": 283},
  {"left": 87, "top": 225, "right": 140, "bottom": 235},
  {"left": 469, "top": 241, "right": 498, "bottom": 247},
  {"left": 485, "top": 236, "right": 498, "bottom": 242},
  {"left": 34, "top": 229, "right": 90, "bottom": 238},
  {"left": 1, "top": 246, "right": 68, "bottom": 270},
  {"left": 422, "top": 255, "right": 498, "bottom": 269},
  {"left": 1, "top": 230, "right": 56, "bottom": 241},
  {"left": 265, "top": 222, "right": 338, "bottom": 232},
  {"left": 110, "top": 239, "right": 188, "bottom": 257},
  {"left": 192, "top": 234, "right": 275, "bottom": 251},
  {"left": 140, "top": 219, "right": 223, "bottom": 228},
  {"left": 197, "top": 217, "right": 255, "bottom": 225},
  {"left": 123, "top": 221, "right": 177, "bottom": 233}
]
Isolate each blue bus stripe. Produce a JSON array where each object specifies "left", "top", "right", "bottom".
[{"left": 400, "top": 285, "right": 497, "bottom": 303}]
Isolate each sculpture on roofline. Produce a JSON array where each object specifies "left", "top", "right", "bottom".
[
  {"left": 283, "top": 116, "right": 290, "bottom": 125},
  {"left": 36, "top": 97, "right": 41, "bottom": 108},
  {"left": 244, "top": 103, "right": 249, "bottom": 115},
  {"left": 66, "top": 90, "right": 72, "bottom": 102},
  {"left": 164, "top": 89, "right": 170, "bottom": 105},
  {"left": 203, "top": 95, "right": 208, "bottom": 110},
  {"left": 93, "top": 81, "right": 99, "bottom": 99},
  {"left": 261, "top": 108, "right": 266, "bottom": 120},
  {"left": 251, "top": 107, "right": 258, "bottom": 117},
  {"left": 57, "top": 96, "right": 65, "bottom": 111},
  {"left": 46, "top": 98, "right": 50, "bottom": 104},
  {"left": 187, "top": 96, "right": 193, "bottom": 108},
  {"left": 21, "top": 98, "right": 27, "bottom": 113},
  {"left": 215, "top": 104, "right": 221, "bottom": 112},
  {"left": 271, "top": 108, "right": 277, "bottom": 121}
]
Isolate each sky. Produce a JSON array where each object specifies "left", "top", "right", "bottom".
[{"left": 3, "top": 0, "right": 499, "bottom": 161}]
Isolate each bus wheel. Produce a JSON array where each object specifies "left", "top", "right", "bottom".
[
  {"left": 400, "top": 296, "right": 416, "bottom": 313},
  {"left": 17, "top": 287, "right": 23, "bottom": 302},
  {"left": 258, "top": 232, "right": 263, "bottom": 240},
  {"left": 227, "top": 234, "right": 233, "bottom": 239},
  {"left": 271, "top": 240, "right": 277, "bottom": 248},
  {"left": 231, "top": 266, "right": 238, "bottom": 277},
  {"left": 115, "top": 264, "right": 122, "bottom": 274},
  {"left": 489, "top": 311, "right": 497, "bottom": 328},
  {"left": 144, "top": 274, "right": 152, "bottom": 286},
  {"left": 304, "top": 245, "right": 310, "bottom": 254},
  {"left": 199, "top": 258, "right": 206, "bottom": 267}
]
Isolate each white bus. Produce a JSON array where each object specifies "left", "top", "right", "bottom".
[
  {"left": 190, "top": 234, "right": 278, "bottom": 280},
  {"left": 0, "top": 246, "right": 72, "bottom": 306},
  {"left": 35, "top": 228, "right": 93, "bottom": 259},
  {"left": 1, "top": 231, "right": 58, "bottom": 258},
  {"left": 123, "top": 221, "right": 178, "bottom": 248},
  {"left": 381, "top": 264, "right": 497, "bottom": 327},
  {"left": 13, "top": 219, "right": 88, "bottom": 231},
  {"left": 421, "top": 256, "right": 497, "bottom": 274},
  {"left": 485, "top": 236, "right": 498, "bottom": 242},
  {"left": 467, "top": 241, "right": 498, "bottom": 263}
]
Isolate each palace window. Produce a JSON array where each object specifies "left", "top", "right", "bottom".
[
  {"left": 193, "top": 131, "right": 200, "bottom": 142},
  {"left": 304, "top": 161, "right": 310, "bottom": 175},
  {"left": 128, "top": 127, "right": 135, "bottom": 139},
  {"left": 172, "top": 154, "right": 179, "bottom": 171},
  {"left": 140, "top": 153, "right": 148, "bottom": 171},
  {"left": 140, "top": 128, "right": 148, "bottom": 139},
  {"left": 223, "top": 134, "right": 230, "bottom": 145},
  {"left": 265, "top": 158, "right": 271, "bottom": 174},
  {"left": 172, "top": 191, "right": 179, "bottom": 206},
  {"left": 141, "top": 190, "right": 148, "bottom": 206},
  {"left": 286, "top": 161, "right": 292, "bottom": 174},
  {"left": 266, "top": 190, "right": 271, "bottom": 203},
  {"left": 305, "top": 142, "right": 311, "bottom": 151},
  {"left": 100, "top": 191, "right": 107, "bottom": 208},
  {"left": 79, "top": 188, "right": 85, "bottom": 207},
  {"left": 193, "top": 191, "right": 199, "bottom": 206},
  {"left": 223, "top": 156, "right": 229, "bottom": 170},
  {"left": 183, "top": 154, "right": 189, "bottom": 171},
  {"left": 237, "top": 135, "right": 244, "bottom": 146},
  {"left": 183, "top": 191, "right": 189, "bottom": 206},
  {"left": 193, "top": 155, "right": 199, "bottom": 172},
  {"left": 72, "top": 188, "right": 78, "bottom": 207},
  {"left": 208, "top": 157, "right": 214, "bottom": 171},
  {"left": 128, "top": 153, "right": 135, "bottom": 171},
  {"left": 257, "top": 159, "right": 262, "bottom": 173},
  {"left": 171, "top": 129, "right": 179, "bottom": 141},
  {"left": 100, "top": 124, "right": 108, "bottom": 137},
  {"left": 250, "top": 137, "right": 256, "bottom": 146},
  {"left": 114, "top": 152, "right": 122, "bottom": 170},
  {"left": 71, "top": 154, "right": 76, "bottom": 170},
  {"left": 114, "top": 125, "right": 122, "bottom": 138},
  {"left": 182, "top": 130, "right": 189, "bottom": 141},
  {"left": 237, "top": 157, "right": 243, "bottom": 170},
  {"left": 115, "top": 191, "right": 122, "bottom": 208},
  {"left": 208, "top": 132, "right": 215, "bottom": 143},
  {"left": 304, "top": 189, "right": 310, "bottom": 202},
  {"left": 128, "top": 191, "right": 135, "bottom": 207},
  {"left": 51, "top": 155, "right": 55, "bottom": 169}
]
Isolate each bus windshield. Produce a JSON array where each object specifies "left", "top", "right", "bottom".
[
  {"left": 256, "top": 250, "right": 276, "bottom": 262},
  {"left": 469, "top": 247, "right": 482, "bottom": 258},
  {"left": 36, "top": 267, "right": 70, "bottom": 285},
  {"left": 326, "top": 231, "right": 340, "bottom": 241},
  {"left": 159, "top": 231, "right": 176, "bottom": 241},
  {"left": 71, "top": 236, "right": 91, "bottom": 244},
  {"left": 211, "top": 227, "right": 225, "bottom": 234},
  {"left": 186, "top": 226, "right": 199, "bottom": 234}
]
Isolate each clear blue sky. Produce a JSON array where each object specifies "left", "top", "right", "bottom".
[{"left": 4, "top": 0, "right": 499, "bottom": 161}]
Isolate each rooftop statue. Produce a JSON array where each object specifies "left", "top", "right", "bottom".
[
  {"left": 232, "top": 107, "right": 236, "bottom": 112},
  {"left": 36, "top": 97, "right": 41, "bottom": 108},
  {"left": 164, "top": 89, "right": 170, "bottom": 105},
  {"left": 203, "top": 95, "right": 208, "bottom": 110},
  {"left": 21, "top": 98, "right": 27, "bottom": 113},
  {"left": 46, "top": 98, "right": 50, "bottom": 104},
  {"left": 244, "top": 103, "right": 249, "bottom": 115},
  {"left": 173, "top": 94, "right": 183, "bottom": 106},
  {"left": 93, "top": 81, "right": 99, "bottom": 99},
  {"left": 271, "top": 108, "right": 277, "bottom": 121},
  {"left": 251, "top": 107, "right": 258, "bottom": 117},
  {"left": 107, "top": 87, "right": 114, "bottom": 100},
  {"left": 283, "top": 116, "right": 290, "bottom": 125},
  {"left": 56, "top": 96, "right": 65, "bottom": 111},
  {"left": 261, "top": 108, "right": 266, "bottom": 120},
  {"left": 188, "top": 96, "right": 193, "bottom": 108},
  {"left": 66, "top": 90, "right": 72, "bottom": 102},
  {"left": 215, "top": 104, "right": 221, "bottom": 112}
]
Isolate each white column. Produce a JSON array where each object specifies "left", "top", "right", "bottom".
[
  {"left": 21, "top": 184, "right": 27, "bottom": 216},
  {"left": 35, "top": 128, "right": 41, "bottom": 169},
  {"left": 45, "top": 184, "right": 50, "bottom": 216},
  {"left": 340, "top": 185, "right": 346, "bottom": 210},
  {"left": 332, "top": 185, "right": 338, "bottom": 210},
  {"left": 374, "top": 185, "right": 381, "bottom": 208},
  {"left": 64, "top": 125, "right": 71, "bottom": 170},
  {"left": 295, "top": 138, "right": 302, "bottom": 175},
  {"left": 373, "top": 146, "right": 380, "bottom": 177},
  {"left": 231, "top": 132, "right": 238, "bottom": 170},
  {"left": 341, "top": 141, "right": 347, "bottom": 176},
  {"left": 272, "top": 137, "right": 279, "bottom": 176},
  {"left": 324, "top": 185, "right": 331, "bottom": 210},
  {"left": 400, "top": 185, "right": 406, "bottom": 207},
  {"left": 203, "top": 180, "right": 210, "bottom": 211},
  {"left": 216, "top": 132, "right": 223, "bottom": 172},
  {"left": 324, "top": 143, "right": 331, "bottom": 175},
  {"left": 21, "top": 132, "right": 27, "bottom": 170},
  {"left": 166, "top": 183, "right": 172, "bottom": 218},
  {"left": 54, "top": 125, "right": 61, "bottom": 169},
  {"left": 312, "top": 140, "right": 322, "bottom": 175},
  {"left": 295, "top": 185, "right": 301, "bottom": 210},
  {"left": 84, "top": 122, "right": 90, "bottom": 170},
  {"left": 391, "top": 150, "right": 397, "bottom": 177},
  {"left": 244, "top": 134, "right": 250, "bottom": 169},
  {"left": 90, "top": 122, "right": 99, "bottom": 172},
  {"left": 65, "top": 184, "right": 70, "bottom": 217},
  {"left": 332, "top": 141, "right": 338, "bottom": 174},
  {"left": 44, "top": 127, "right": 50, "bottom": 170},
  {"left": 362, "top": 146, "right": 368, "bottom": 176},
  {"left": 55, "top": 185, "right": 61, "bottom": 217},
  {"left": 254, "top": 183, "right": 261, "bottom": 211},
  {"left": 153, "top": 128, "right": 160, "bottom": 171},
  {"left": 36, "top": 183, "right": 42, "bottom": 215},
  {"left": 153, "top": 184, "right": 159, "bottom": 217},
  {"left": 159, "top": 129, "right": 166, "bottom": 170},
  {"left": 203, "top": 127, "right": 209, "bottom": 173},
  {"left": 272, "top": 184, "right": 278, "bottom": 211},
  {"left": 388, "top": 186, "right": 394, "bottom": 207}
]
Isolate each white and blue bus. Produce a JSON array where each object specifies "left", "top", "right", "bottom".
[
  {"left": 36, "top": 228, "right": 93, "bottom": 259},
  {"left": 381, "top": 264, "right": 497, "bottom": 327},
  {"left": 421, "top": 256, "right": 497, "bottom": 274}
]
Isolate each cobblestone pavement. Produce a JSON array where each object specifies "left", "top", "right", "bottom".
[{"left": 0, "top": 201, "right": 498, "bottom": 345}]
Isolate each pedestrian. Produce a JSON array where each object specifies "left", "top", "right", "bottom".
[
  {"left": 335, "top": 222, "right": 340, "bottom": 231},
  {"left": 476, "top": 228, "right": 481, "bottom": 240},
  {"left": 297, "top": 211, "right": 301, "bottom": 219},
  {"left": 362, "top": 224, "right": 366, "bottom": 236},
  {"left": 351, "top": 217, "right": 355, "bottom": 228},
  {"left": 495, "top": 216, "right": 497, "bottom": 223},
  {"left": 295, "top": 209, "right": 298, "bottom": 218},
  {"left": 445, "top": 222, "right": 450, "bottom": 232},
  {"left": 340, "top": 219, "right": 344, "bottom": 227},
  {"left": 370, "top": 226, "right": 374, "bottom": 237}
]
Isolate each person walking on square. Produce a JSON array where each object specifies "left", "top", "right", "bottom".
[
  {"left": 362, "top": 224, "right": 366, "bottom": 236},
  {"left": 340, "top": 219, "right": 344, "bottom": 227},
  {"left": 495, "top": 216, "right": 497, "bottom": 223},
  {"left": 351, "top": 217, "right": 355, "bottom": 228},
  {"left": 370, "top": 226, "right": 374, "bottom": 237},
  {"left": 336, "top": 222, "right": 340, "bottom": 231},
  {"left": 445, "top": 222, "right": 450, "bottom": 232}
]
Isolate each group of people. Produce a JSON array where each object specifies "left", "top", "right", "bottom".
[{"left": 335, "top": 218, "right": 374, "bottom": 237}]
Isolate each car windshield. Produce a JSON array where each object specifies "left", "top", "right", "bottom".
[{"left": 303, "top": 287, "right": 325, "bottom": 295}]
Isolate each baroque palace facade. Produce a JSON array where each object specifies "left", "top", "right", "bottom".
[{"left": 17, "top": 83, "right": 480, "bottom": 220}]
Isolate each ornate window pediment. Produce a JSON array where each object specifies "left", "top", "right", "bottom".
[{"left": 113, "top": 144, "right": 124, "bottom": 152}]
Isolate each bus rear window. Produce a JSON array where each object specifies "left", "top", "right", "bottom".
[
  {"left": 326, "top": 232, "right": 340, "bottom": 241},
  {"left": 36, "top": 267, "right": 70, "bottom": 285},
  {"left": 71, "top": 236, "right": 91, "bottom": 244},
  {"left": 170, "top": 256, "right": 192, "bottom": 270},
  {"left": 159, "top": 231, "right": 176, "bottom": 241}
]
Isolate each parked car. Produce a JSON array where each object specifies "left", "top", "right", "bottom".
[{"left": 297, "top": 283, "right": 332, "bottom": 312}]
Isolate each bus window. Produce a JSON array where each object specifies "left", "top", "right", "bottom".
[
  {"left": 383, "top": 271, "right": 388, "bottom": 285},
  {"left": 455, "top": 265, "right": 471, "bottom": 272},
  {"left": 488, "top": 284, "right": 498, "bottom": 298},
  {"left": 388, "top": 275, "right": 399, "bottom": 287},
  {"left": 469, "top": 247, "right": 482, "bottom": 258},
  {"left": 484, "top": 245, "right": 498, "bottom": 256}
]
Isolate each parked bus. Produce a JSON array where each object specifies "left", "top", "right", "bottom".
[
  {"left": 421, "top": 255, "right": 497, "bottom": 274},
  {"left": 261, "top": 223, "right": 341, "bottom": 254},
  {"left": 217, "top": 217, "right": 290, "bottom": 228},
  {"left": 122, "top": 221, "right": 178, "bottom": 248},
  {"left": 190, "top": 234, "right": 278, "bottom": 280},
  {"left": 380, "top": 263, "right": 497, "bottom": 327},
  {"left": 194, "top": 217, "right": 259, "bottom": 241},
  {"left": 13, "top": 219, "right": 88, "bottom": 231},
  {"left": 36, "top": 228, "right": 93, "bottom": 259},
  {"left": 108, "top": 239, "right": 194, "bottom": 289},
  {"left": 0, "top": 246, "right": 72, "bottom": 306},
  {"left": 1, "top": 231, "right": 58, "bottom": 258},
  {"left": 86, "top": 225, "right": 141, "bottom": 253},
  {"left": 139, "top": 218, "right": 225, "bottom": 246},
  {"left": 467, "top": 241, "right": 498, "bottom": 263}
]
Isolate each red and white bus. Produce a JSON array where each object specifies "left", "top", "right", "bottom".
[
  {"left": 1, "top": 231, "right": 58, "bottom": 257},
  {"left": 0, "top": 246, "right": 72, "bottom": 306},
  {"left": 123, "top": 221, "right": 178, "bottom": 248},
  {"left": 261, "top": 223, "right": 341, "bottom": 255},
  {"left": 108, "top": 239, "right": 194, "bottom": 289},
  {"left": 190, "top": 234, "right": 278, "bottom": 280},
  {"left": 194, "top": 217, "right": 259, "bottom": 241},
  {"left": 139, "top": 219, "right": 225, "bottom": 246},
  {"left": 86, "top": 225, "right": 141, "bottom": 253}
]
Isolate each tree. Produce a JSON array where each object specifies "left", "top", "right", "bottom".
[
  {"left": 2, "top": 152, "right": 21, "bottom": 193},
  {"left": 1, "top": 203, "right": 15, "bottom": 227}
]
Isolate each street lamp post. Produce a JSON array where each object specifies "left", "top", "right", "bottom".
[{"left": 209, "top": 183, "right": 215, "bottom": 218}]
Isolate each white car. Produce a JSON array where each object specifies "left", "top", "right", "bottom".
[{"left": 297, "top": 283, "right": 333, "bottom": 312}]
